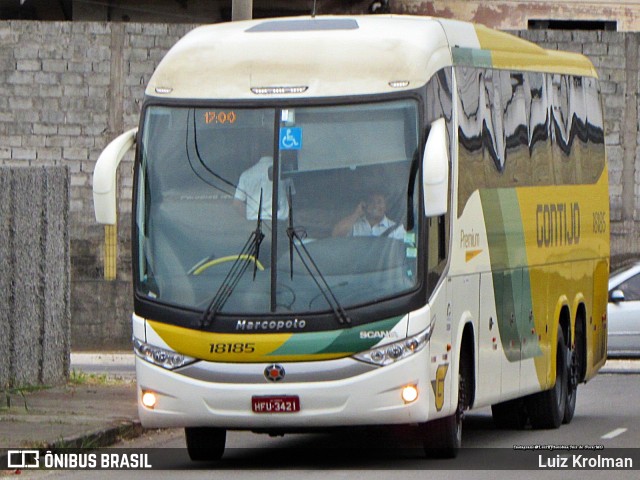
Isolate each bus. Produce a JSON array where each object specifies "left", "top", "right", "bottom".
[{"left": 92, "top": 15, "right": 609, "bottom": 459}]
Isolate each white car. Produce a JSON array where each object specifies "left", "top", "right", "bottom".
[{"left": 608, "top": 262, "right": 640, "bottom": 357}]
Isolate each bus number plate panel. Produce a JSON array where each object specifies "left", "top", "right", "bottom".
[{"left": 251, "top": 395, "right": 300, "bottom": 413}]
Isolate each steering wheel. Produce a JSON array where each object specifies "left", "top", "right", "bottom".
[{"left": 190, "top": 254, "right": 265, "bottom": 276}]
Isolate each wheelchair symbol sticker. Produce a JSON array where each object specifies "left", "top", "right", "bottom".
[{"left": 279, "top": 127, "right": 302, "bottom": 150}]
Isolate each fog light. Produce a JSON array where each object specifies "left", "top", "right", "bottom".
[
  {"left": 141, "top": 391, "right": 157, "bottom": 409},
  {"left": 401, "top": 385, "right": 418, "bottom": 404}
]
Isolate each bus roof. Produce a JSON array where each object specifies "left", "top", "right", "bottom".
[{"left": 146, "top": 15, "right": 597, "bottom": 100}]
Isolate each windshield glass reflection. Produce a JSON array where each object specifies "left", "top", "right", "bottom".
[{"left": 136, "top": 100, "right": 420, "bottom": 316}]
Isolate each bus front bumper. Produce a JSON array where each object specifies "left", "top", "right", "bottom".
[{"left": 135, "top": 348, "right": 434, "bottom": 429}]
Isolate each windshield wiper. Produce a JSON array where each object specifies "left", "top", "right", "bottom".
[
  {"left": 200, "top": 190, "right": 265, "bottom": 328},
  {"left": 286, "top": 188, "right": 351, "bottom": 325}
]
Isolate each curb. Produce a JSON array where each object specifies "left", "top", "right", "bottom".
[
  {"left": 46, "top": 420, "right": 146, "bottom": 449},
  {"left": 0, "top": 420, "right": 145, "bottom": 468},
  {"left": 600, "top": 367, "right": 640, "bottom": 374},
  {"left": 601, "top": 359, "right": 640, "bottom": 374}
]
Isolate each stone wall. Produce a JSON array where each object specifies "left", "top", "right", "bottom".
[
  {"left": 398, "top": 1, "right": 640, "bottom": 32},
  {"left": 0, "top": 21, "right": 638, "bottom": 349},
  {"left": 0, "top": 167, "right": 70, "bottom": 388},
  {"left": 0, "top": 21, "right": 193, "bottom": 350}
]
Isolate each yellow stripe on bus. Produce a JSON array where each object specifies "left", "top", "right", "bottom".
[{"left": 474, "top": 24, "right": 597, "bottom": 77}]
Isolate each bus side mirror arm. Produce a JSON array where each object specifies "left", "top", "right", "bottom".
[
  {"left": 422, "top": 118, "right": 449, "bottom": 217},
  {"left": 93, "top": 128, "right": 138, "bottom": 224}
]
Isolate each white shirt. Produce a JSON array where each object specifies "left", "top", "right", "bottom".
[
  {"left": 234, "top": 157, "right": 294, "bottom": 220},
  {"left": 352, "top": 215, "right": 405, "bottom": 240}
]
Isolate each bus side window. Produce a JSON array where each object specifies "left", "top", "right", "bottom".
[{"left": 427, "top": 214, "right": 448, "bottom": 293}]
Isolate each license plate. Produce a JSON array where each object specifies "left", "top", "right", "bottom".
[{"left": 251, "top": 395, "right": 300, "bottom": 413}]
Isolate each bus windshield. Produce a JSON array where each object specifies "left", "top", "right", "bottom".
[{"left": 136, "top": 99, "right": 420, "bottom": 318}]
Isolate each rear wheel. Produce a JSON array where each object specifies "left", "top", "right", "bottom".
[
  {"left": 564, "top": 345, "right": 578, "bottom": 424},
  {"left": 527, "top": 327, "right": 568, "bottom": 429},
  {"left": 185, "top": 427, "right": 226, "bottom": 461},
  {"left": 564, "top": 315, "right": 585, "bottom": 424}
]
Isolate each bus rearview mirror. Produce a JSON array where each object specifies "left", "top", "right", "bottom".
[
  {"left": 609, "top": 289, "right": 625, "bottom": 303},
  {"left": 93, "top": 128, "right": 138, "bottom": 224},
  {"left": 422, "top": 118, "right": 449, "bottom": 217}
]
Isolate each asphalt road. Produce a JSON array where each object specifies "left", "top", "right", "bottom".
[{"left": 23, "top": 371, "right": 640, "bottom": 479}]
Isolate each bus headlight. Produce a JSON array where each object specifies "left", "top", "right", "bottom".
[
  {"left": 352, "top": 327, "right": 432, "bottom": 366},
  {"left": 133, "top": 337, "right": 196, "bottom": 370}
]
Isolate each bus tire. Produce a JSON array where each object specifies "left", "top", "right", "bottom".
[
  {"left": 526, "top": 327, "right": 568, "bottom": 429},
  {"left": 565, "top": 311, "right": 585, "bottom": 424},
  {"left": 422, "top": 382, "right": 462, "bottom": 458},
  {"left": 185, "top": 427, "right": 226, "bottom": 461},
  {"left": 564, "top": 346, "right": 577, "bottom": 424},
  {"left": 491, "top": 398, "right": 527, "bottom": 429},
  {"left": 423, "top": 347, "right": 471, "bottom": 458}
]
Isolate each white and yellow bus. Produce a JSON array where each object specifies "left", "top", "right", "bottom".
[{"left": 93, "top": 15, "right": 609, "bottom": 459}]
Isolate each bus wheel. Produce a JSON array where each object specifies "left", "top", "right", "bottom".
[
  {"left": 564, "top": 346, "right": 578, "bottom": 424},
  {"left": 423, "top": 349, "right": 470, "bottom": 458},
  {"left": 491, "top": 398, "right": 527, "bottom": 429},
  {"left": 527, "top": 327, "right": 568, "bottom": 429},
  {"left": 185, "top": 427, "right": 226, "bottom": 461},
  {"left": 422, "top": 377, "right": 463, "bottom": 458}
]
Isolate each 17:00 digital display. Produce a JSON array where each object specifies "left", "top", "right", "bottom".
[{"left": 204, "top": 111, "right": 237, "bottom": 125}]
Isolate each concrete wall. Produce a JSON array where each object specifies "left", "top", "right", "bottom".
[
  {"left": 0, "top": 21, "right": 638, "bottom": 349},
  {"left": 0, "top": 166, "right": 70, "bottom": 388}
]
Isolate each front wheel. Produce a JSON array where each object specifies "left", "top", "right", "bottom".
[
  {"left": 185, "top": 427, "right": 226, "bottom": 461},
  {"left": 423, "top": 349, "right": 471, "bottom": 458},
  {"left": 422, "top": 398, "right": 462, "bottom": 458}
]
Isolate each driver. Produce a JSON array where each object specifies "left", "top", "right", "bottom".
[
  {"left": 332, "top": 192, "right": 405, "bottom": 239},
  {"left": 233, "top": 156, "right": 294, "bottom": 221}
]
